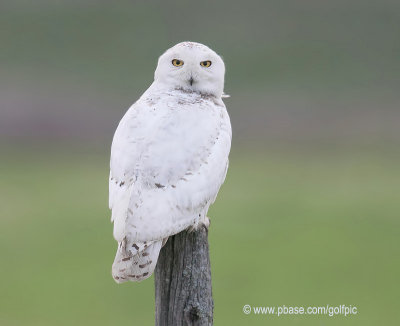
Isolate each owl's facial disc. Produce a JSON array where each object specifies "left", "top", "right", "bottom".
[{"left": 154, "top": 42, "right": 225, "bottom": 98}]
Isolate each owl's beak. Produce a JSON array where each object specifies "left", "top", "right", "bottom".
[{"left": 188, "top": 76, "right": 194, "bottom": 86}]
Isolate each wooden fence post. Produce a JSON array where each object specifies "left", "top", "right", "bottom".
[{"left": 155, "top": 226, "right": 213, "bottom": 325}]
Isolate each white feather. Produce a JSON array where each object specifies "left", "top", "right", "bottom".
[{"left": 109, "top": 42, "right": 231, "bottom": 282}]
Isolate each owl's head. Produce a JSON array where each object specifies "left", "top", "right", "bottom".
[{"left": 154, "top": 42, "right": 225, "bottom": 98}]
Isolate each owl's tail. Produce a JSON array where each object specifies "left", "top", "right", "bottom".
[{"left": 112, "top": 239, "right": 163, "bottom": 283}]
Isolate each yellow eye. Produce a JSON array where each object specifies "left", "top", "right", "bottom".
[
  {"left": 172, "top": 59, "right": 184, "bottom": 67},
  {"left": 200, "top": 60, "right": 212, "bottom": 67}
]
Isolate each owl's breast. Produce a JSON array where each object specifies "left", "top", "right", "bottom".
[{"left": 138, "top": 96, "right": 222, "bottom": 187}]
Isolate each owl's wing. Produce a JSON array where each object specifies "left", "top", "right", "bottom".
[
  {"left": 110, "top": 97, "right": 231, "bottom": 244},
  {"left": 125, "top": 119, "right": 231, "bottom": 243},
  {"left": 109, "top": 99, "right": 152, "bottom": 240},
  {"left": 109, "top": 96, "right": 231, "bottom": 283}
]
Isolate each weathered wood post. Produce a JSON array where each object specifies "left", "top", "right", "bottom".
[{"left": 155, "top": 226, "right": 213, "bottom": 325}]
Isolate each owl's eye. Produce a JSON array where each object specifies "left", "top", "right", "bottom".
[
  {"left": 200, "top": 60, "right": 212, "bottom": 68},
  {"left": 172, "top": 59, "right": 184, "bottom": 67}
]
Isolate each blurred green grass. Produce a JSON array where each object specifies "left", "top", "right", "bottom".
[{"left": 0, "top": 148, "right": 399, "bottom": 325}]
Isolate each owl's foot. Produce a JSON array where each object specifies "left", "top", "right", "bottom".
[
  {"left": 202, "top": 216, "right": 211, "bottom": 229},
  {"left": 188, "top": 216, "right": 211, "bottom": 232}
]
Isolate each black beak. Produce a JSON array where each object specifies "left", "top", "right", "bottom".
[{"left": 189, "top": 76, "right": 194, "bottom": 86}]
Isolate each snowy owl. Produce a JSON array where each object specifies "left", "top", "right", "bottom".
[{"left": 109, "top": 41, "right": 231, "bottom": 283}]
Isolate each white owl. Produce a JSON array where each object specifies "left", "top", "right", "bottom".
[{"left": 109, "top": 42, "right": 231, "bottom": 283}]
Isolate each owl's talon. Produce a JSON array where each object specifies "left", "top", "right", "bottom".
[
  {"left": 202, "top": 216, "right": 211, "bottom": 229},
  {"left": 187, "top": 216, "right": 210, "bottom": 233}
]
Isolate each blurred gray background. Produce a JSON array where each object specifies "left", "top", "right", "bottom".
[{"left": 1, "top": 0, "right": 399, "bottom": 150}]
